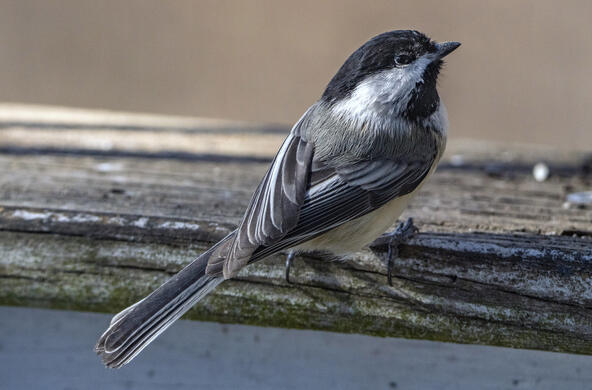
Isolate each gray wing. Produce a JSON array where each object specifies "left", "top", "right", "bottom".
[
  {"left": 207, "top": 111, "right": 437, "bottom": 279},
  {"left": 248, "top": 155, "right": 436, "bottom": 261},
  {"left": 205, "top": 113, "right": 315, "bottom": 278}
]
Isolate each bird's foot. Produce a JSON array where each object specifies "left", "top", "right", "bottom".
[
  {"left": 385, "top": 218, "right": 418, "bottom": 286},
  {"left": 285, "top": 251, "right": 296, "bottom": 284}
]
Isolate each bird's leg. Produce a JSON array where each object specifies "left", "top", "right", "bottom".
[
  {"left": 285, "top": 251, "right": 296, "bottom": 284},
  {"left": 385, "top": 218, "right": 417, "bottom": 286}
]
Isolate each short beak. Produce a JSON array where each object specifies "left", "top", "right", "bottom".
[{"left": 436, "top": 41, "right": 461, "bottom": 58}]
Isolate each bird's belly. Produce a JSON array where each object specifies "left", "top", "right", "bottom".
[
  {"left": 295, "top": 189, "right": 417, "bottom": 254},
  {"left": 294, "top": 161, "right": 439, "bottom": 255}
]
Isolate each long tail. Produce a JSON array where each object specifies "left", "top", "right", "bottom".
[{"left": 95, "top": 236, "right": 232, "bottom": 368}]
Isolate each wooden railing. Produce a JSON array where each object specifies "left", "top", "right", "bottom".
[{"left": 1, "top": 104, "right": 591, "bottom": 354}]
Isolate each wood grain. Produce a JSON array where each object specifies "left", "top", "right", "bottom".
[{"left": 1, "top": 104, "right": 591, "bottom": 354}]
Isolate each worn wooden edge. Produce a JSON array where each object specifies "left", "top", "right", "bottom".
[
  {"left": 1, "top": 205, "right": 591, "bottom": 354},
  {"left": 2, "top": 150, "right": 591, "bottom": 235},
  {"left": 2, "top": 104, "right": 592, "bottom": 166},
  {"left": 1, "top": 104, "right": 591, "bottom": 353},
  {"left": 0, "top": 103, "right": 280, "bottom": 132}
]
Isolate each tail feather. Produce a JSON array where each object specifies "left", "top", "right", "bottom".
[{"left": 95, "top": 236, "right": 231, "bottom": 368}]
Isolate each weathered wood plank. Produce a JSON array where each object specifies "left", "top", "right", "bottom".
[
  {"left": 1, "top": 105, "right": 591, "bottom": 354},
  {"left": 1, "top": 152, "right": 590, "bottom": 234},
  {"left": 2, "top": 216, "right": 591, "bottom": 354}
]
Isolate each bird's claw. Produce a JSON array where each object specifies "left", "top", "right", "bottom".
[
  {"left": 285, "top": 251, "right": 295, "bottom": 284},
  {"left": 386, "top": 218, "right": 418, "bottom": 286}
]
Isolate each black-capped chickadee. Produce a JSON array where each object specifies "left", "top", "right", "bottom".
[{"left": 96, "top": 30, "right": 460, "bottom": 367}]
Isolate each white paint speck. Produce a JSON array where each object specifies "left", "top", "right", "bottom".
[
  {"left": 55, "top": 214, "right": 71, "bottom": 223},
  {"left": 106, "top": 216, "right": 126, "bottom": 226},
  {"left": 158, "top": 221, "right": 201, "bottom": 230},
  {"left": 132, "top": 217, "right": 149, "bottom": 228},
  {"left": 450, "top": 154, "right": 464, "bottom": 167},
  {"left": 566, "top": 191, "right": 592, "bottom": 205},
  {"left": 12, "top": 210, "right": 52, "bottom": 220},
  {"left": 533, "top": 162, "right": 550, "bottom": 182},
  {"left": 12, "top": 210, "right": 100, "bottom": 224},
  {"left": 94, "top": 162, "right": 123, "bottom": 172},
  {"left": 70, "top": 214, "right": 101, "bottom": 223}
]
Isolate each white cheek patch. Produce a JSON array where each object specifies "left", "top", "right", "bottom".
[{"left": 331, "top": 55, "right": 435, "bottom": 123}]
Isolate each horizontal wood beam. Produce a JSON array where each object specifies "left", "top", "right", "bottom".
[{"left": 1, "top": 104, "right": 591, "bottom": 354}]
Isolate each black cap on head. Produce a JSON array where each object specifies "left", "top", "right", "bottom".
[{"left": 322, "top": 30, "right": 452, "bottom": 105}]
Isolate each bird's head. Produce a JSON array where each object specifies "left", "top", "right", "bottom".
[{"left": 323, "top": 30, "right": 460, "bottom": 123}]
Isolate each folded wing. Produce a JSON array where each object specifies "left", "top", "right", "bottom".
[{"left": 206, "top": 108, "right": 437, "bottom": 278}]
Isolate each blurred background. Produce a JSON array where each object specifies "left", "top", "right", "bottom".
[
  {"left": 2, "top": 2, "right": 592, "bottom": 390},
  {"left": 1, "top": 0, "right": 591, "bottom": 148}
]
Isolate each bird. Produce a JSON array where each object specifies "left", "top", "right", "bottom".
[{"left": 95, "top": 30, "right": 460, "bottom": 368}]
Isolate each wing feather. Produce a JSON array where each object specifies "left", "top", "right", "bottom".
[
  {"left": 219, "top": 122, "right": 315, "bottom": 278},
  {"left": 247, "top": 156, "right": 436, "bottom": 262},
  {"left": 208, "top": 105, "right": 438, "bottom": 279}
]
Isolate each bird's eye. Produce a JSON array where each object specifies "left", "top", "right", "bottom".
[{"left": 395, "top": 54, "right": 414, "bottom": 66}]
